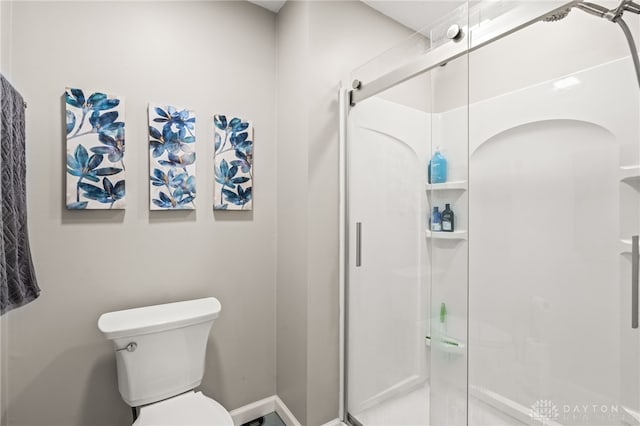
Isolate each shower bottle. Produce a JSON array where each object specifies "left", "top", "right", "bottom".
[
  {"left": 431, "top": 207, "right": 442, "bottom": 232},
  {"left": 442, "top": 204, "right": 454, "bottom": 232},
  {"left": 439, "top": 302, "right": 447, "bottom": 334},
  {"left": 430, "top": 148, "right": 447, "bottom": 183}
]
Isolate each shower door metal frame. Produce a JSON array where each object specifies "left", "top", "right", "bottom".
[
  {"left": 340, "top": 1, "right": 605, "bottom": 424},
  {"left": 348, "top": 1, "right": 577, "bottom": 107}
]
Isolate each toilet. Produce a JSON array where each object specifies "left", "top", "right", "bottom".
[{"left": 98, "top": 297, "right": 234, "bottom": 426}]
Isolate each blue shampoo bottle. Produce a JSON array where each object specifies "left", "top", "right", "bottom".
[
  {"left": 430, "top": 148, "right": 447, "bottom": 183},
  {"left": 431, "top": 207, "right": 442, "bottom": 232}
]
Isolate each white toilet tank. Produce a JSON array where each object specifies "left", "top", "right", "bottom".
[{"left": 98, "top": 297, "right": 221, "bottom": 407}]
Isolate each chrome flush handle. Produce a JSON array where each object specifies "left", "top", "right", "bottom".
[{"left": 116, "top": 342, "right": 137, "bottom": 353}]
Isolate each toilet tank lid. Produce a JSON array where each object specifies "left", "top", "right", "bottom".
[{"left": 98, "top": 297, "right": 221, "bottom": 340}]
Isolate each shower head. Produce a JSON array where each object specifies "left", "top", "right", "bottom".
[
  {"left": 543, "top": 7, "right": 572, "bottom": 22},
  {"left": 544, "top": 1, "right": 636, "bottom": 22}
]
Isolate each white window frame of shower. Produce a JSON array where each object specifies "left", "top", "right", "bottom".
[{"left": 339, "top": 1, "right": 577, "bottom": 425}]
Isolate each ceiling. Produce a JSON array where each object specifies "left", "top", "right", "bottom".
[
  {"left": 248, "top": 0, "right": 466, "bottom": 33},
  {"left": 362, "top": 1, "right": 466, "bottom": 33},
  {"left": 248, "top": 0, "right": 287, "bottom": 13}
]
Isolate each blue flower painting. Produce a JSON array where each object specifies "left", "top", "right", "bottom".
[
  {"left": 65, "top": 87, "right": 125, "bottom": 209},
  {"left": 214, "top": 115, "right": 253, "bottom": 210},
  {"left": 149, "top": 104, "right": 196, "bottom": 210}
]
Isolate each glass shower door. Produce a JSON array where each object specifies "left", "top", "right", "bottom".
[
  {"left": 345, "top": 2, "right": 639, "bottom": 425},
  {"left": 345, "top": 4, "right": 471, "bottom": 425},
  {"left": 467, "top": 4, "right": 640, "bottom": 424}
]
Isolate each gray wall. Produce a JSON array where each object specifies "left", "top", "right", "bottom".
[
  {"left": 275, "top": 1, "right": 310, "bottom": 422},
  {"left": 0, "top": 1, "right": 12, "bottom": 75},
  {"left": 1, "top": 2, "right": 277, "bottom": 425},
  {"left": 276, "top": 1, "right": 415, "bottom": 424},
  {"left": 0, "top": 0, "right": 421, "bottom": 425}
]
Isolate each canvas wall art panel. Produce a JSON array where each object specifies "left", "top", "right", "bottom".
[
  {"left": 148, "top": 104, "right": 196, "bottom": 210},
  {"left": 65, "top": 87, "right": 125, "bottom": 209},
  {"left": 214, "top": 115, "right": 253, "bottom": 210}
]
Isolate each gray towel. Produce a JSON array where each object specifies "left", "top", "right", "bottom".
[{"left": 0, "top": 74, "right": 39, "bottom": 314}]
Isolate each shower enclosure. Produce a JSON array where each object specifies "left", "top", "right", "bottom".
[{"left": 342, "top": 1, "right": 640, "bottom": 425}]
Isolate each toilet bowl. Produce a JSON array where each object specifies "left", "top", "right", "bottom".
[
  {"left": 98, "top": 297, "right": 233, "bottom": 426},
  {"left": 133, "top": 391, "right": 233, "bottom": 426}
]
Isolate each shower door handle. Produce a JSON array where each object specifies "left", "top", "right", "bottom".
[
  {"left": 633, "top": 235, "right": 639, "bottom": 329},
  {"left": 356, "top": 222, "right": 362, "bottom": 267}
]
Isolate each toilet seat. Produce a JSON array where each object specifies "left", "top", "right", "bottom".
[{"left": 133, "top": 391, "right": 234, "bottom": 426}]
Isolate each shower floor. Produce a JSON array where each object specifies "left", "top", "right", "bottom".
[{"left": 351, "top": 383, "right": 523, "bottom": 426}]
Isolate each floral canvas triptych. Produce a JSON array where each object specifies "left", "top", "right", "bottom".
[
  {"left": 65, "top": 87, "right": 254, "bottom": 212},
  {"left": 148, "top": 104, "right": 197, "bottom": 210},
  {"left": 65, "top": 87, "right": 126, "bottom": 210},
  {"left": 213, "top": 115, "right": 253, "bottom": 210}
]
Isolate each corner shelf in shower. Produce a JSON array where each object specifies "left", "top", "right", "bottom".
[
  {"left": 425, "top": 230, "right": 468, "bottom": 240},
  {"left": 620, "top": 165, "right": 640, "bottom": 185},
  {"left": 425, "top": 180, "right": 468, "bottom": 191},
  {"left": 425, "top": 335, "right": 465, "bottom": 355}
]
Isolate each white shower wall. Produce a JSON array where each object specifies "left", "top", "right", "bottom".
[
  {"left": 467, "top": 56, "right": 639, "bottom": 424},
  {"left": 347, "top": 96, "right": 430, "bottom": 417}
]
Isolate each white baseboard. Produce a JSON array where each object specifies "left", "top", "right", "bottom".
[
  {"left": 274, "top": 395, "right": 302, "bottom": 426},
  {"left": 229, "top": 395, "right": 277, "bottom": 425},
  {"left": 229, "top": 395, "right": 302, "bottom": 426}
]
